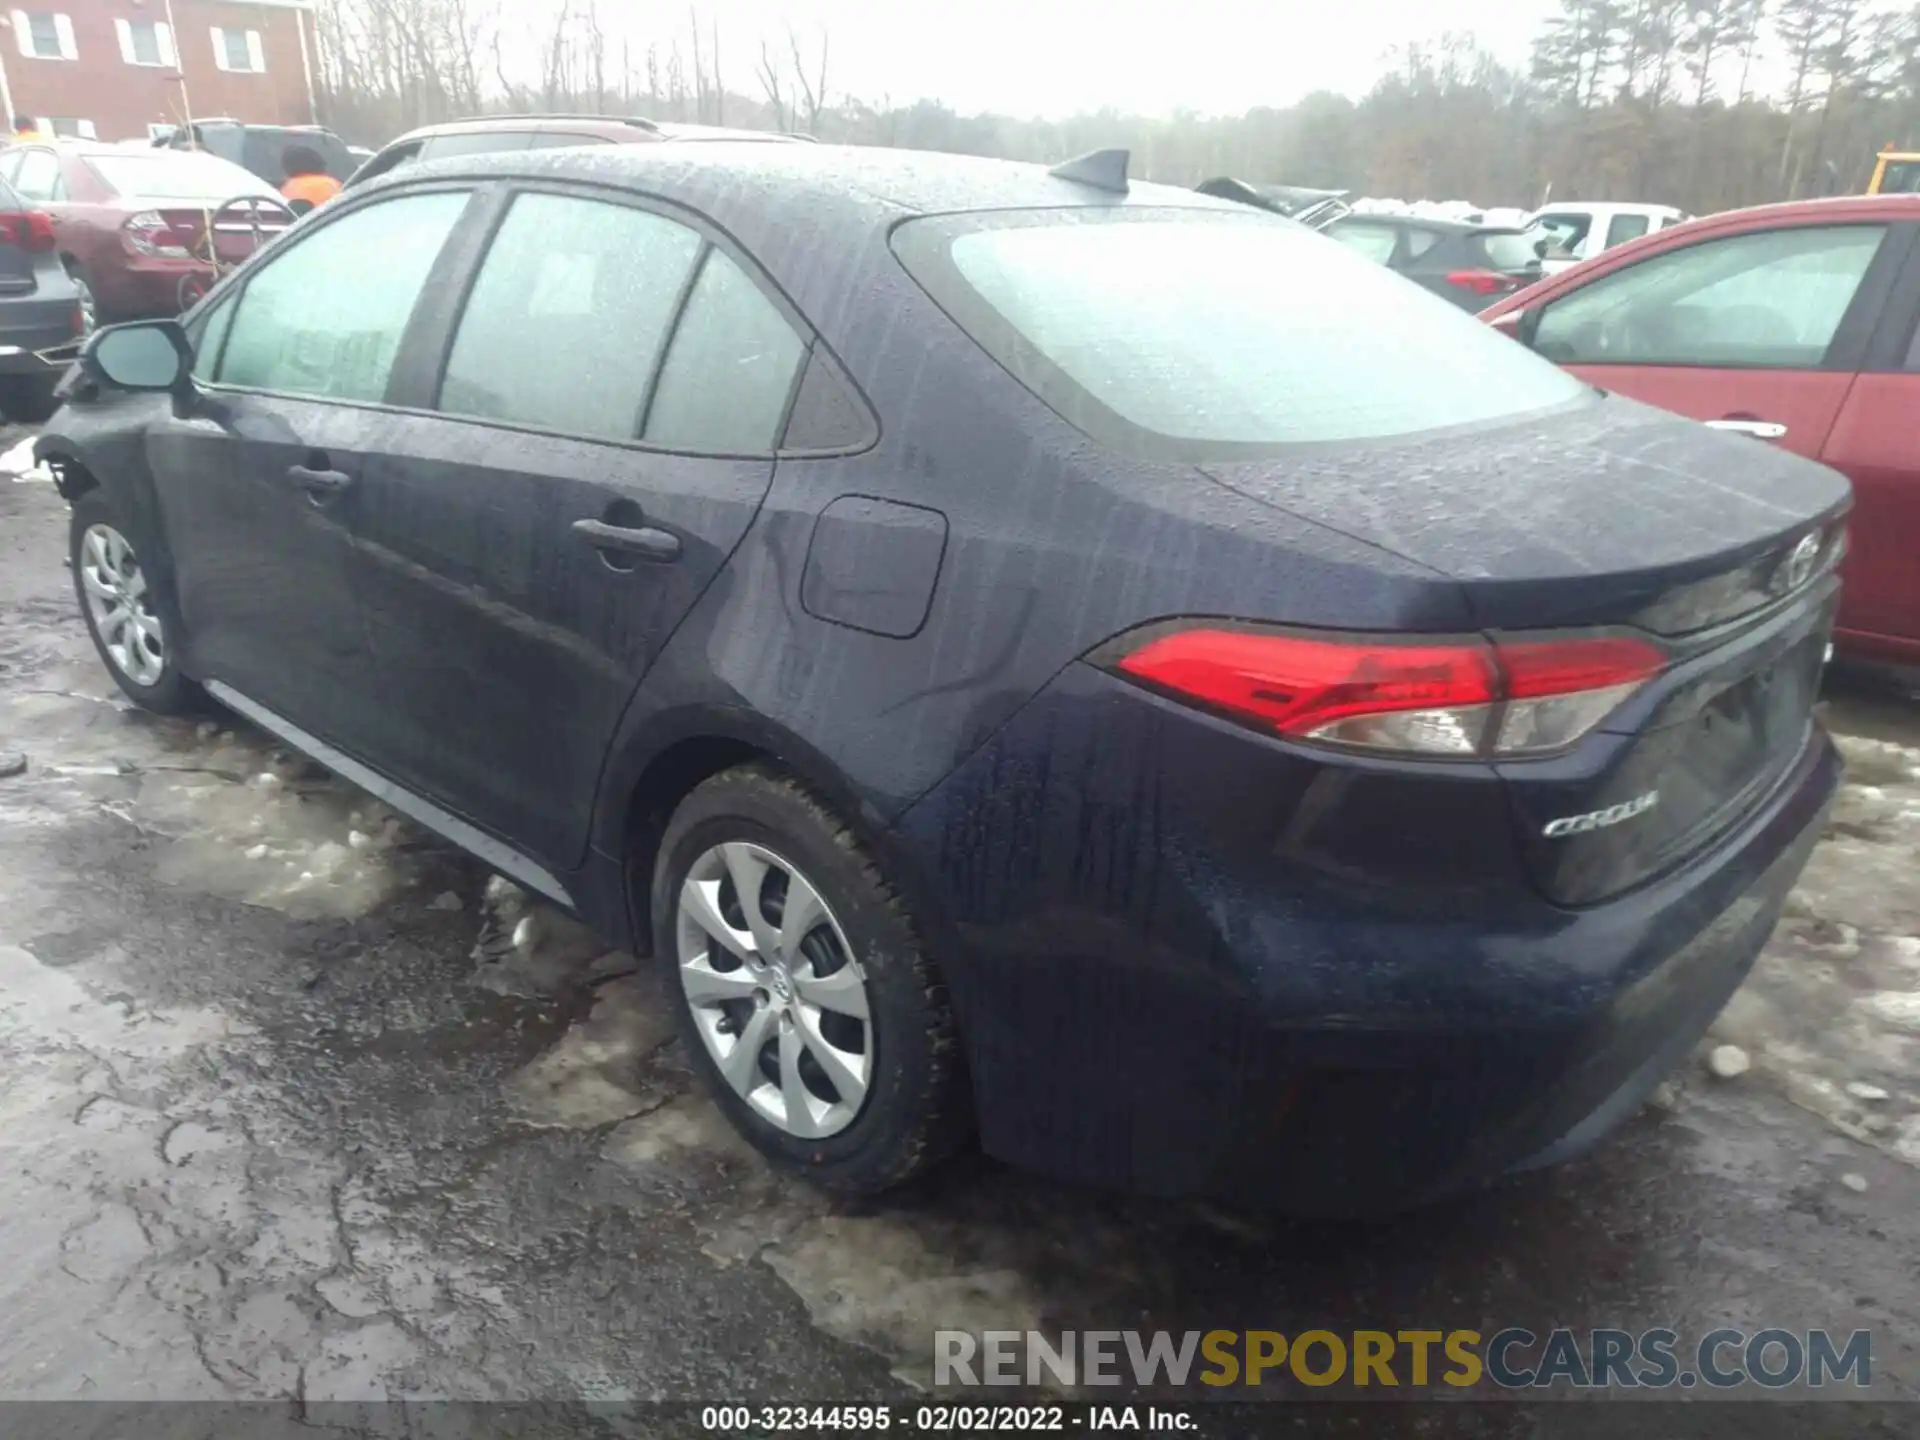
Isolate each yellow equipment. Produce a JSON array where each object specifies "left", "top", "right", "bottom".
[{"left": 1868, "top": 149, "right": 1920, "bottom": 195}]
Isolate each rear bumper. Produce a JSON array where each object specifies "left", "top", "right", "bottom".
[
  {"left": 93, "top": 257, "right": 216, "bottom": 319},
  {"left": 893, "top": 662, "right": 1838, "bottom": 1214},
  {"left": 0, "top": 296, "right": 80, "bottom": 373}
]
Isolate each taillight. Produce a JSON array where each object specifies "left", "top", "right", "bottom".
[
  {"left": 0, "top": 209, "right": 55, "bottom": 253},
  {"left": 1446, "top": 270, "right": 1517, "bottom": 296},
  {"left": 1104, "top": 626, "right": 1667, "bottom": 758},
  {"left": 122, "top": 210, "right": 190, "bottom": 259}
]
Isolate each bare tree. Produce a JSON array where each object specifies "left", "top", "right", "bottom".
[
  {"left": 787, "top": 26, "right": 830, "bottom": 134},
  {"left": 757, "top": 39, "right": 790, "bottom": 132}
]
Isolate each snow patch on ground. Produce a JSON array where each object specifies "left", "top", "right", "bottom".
[{"left": 1704, "top": 730, "right": 1920, "bottom": 1165}]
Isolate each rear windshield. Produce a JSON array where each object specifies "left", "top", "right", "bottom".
[
  {"left": 891, "top": 208, "right": 1588, "bottom": 459},
  {"left": 1475, "top": 229, "right": 1546, "bottom": 271},
  {"left": 87, "top": 152, "right": 275, "bottom": 202}
]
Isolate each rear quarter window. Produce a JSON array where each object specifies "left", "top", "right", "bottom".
[{"left": 892, "top": 208, "right": 1590, "bottom": 460}]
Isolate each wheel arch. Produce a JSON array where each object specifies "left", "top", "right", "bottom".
[
  {"left": 601, "top": 704, "right": 954, "bottom": 964},
  {"left": 37, "top": 438, "right": 100, "bottom": 502}
]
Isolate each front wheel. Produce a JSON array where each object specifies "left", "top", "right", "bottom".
[
  {"left": 653, "top": 765, "right": 971, "bottom": 1194},
  {"left": 69, "top": 488, "right": 204, "bottom": 714}
]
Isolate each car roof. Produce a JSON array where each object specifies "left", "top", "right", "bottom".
[
  {"left": 380, "top": 115, "right": 807, "bottom": 148},
  {"left": 380, "top": 139, "right": 1243, "bottom": 227},
  {"left": 365, "top": 141, "right": 1246, "bottom": 346},
  {"left": 1635, "top": 192, "right": 1920, "bottom": 243}
]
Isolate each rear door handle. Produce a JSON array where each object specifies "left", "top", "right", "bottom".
[
  {"left": 571, "top": 517, "right": 681, "bottom": 562},
  {"left": 1705, "top": 419, "right": 1788, "bottom": 440},
  {"left": 287, "top": 463, "right": 353, "bottom": 493}
]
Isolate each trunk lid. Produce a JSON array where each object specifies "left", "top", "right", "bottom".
[
  {"left": 154, "top": 202, "right": 292, "bottom": 264},
  {"left": 1200, "top": 394, "right": 1850, "bottom": 904}
]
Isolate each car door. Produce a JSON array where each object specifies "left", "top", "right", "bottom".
[
  {"left": 1527, "top": 219, "right": 1914, "bottom": 469},
  {"left": 346, "top": 184, "right": 806, "bottom": 869},
  {"left": 1814, "top": 249, "right": 1920, "bottom": 661},
  {"left": 145, "top": 187, "right": 473, "bottom": 747}
]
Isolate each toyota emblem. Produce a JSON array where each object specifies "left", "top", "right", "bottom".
[{"left": 1775, "top": 533, "right": 1821, "bottom": 595}]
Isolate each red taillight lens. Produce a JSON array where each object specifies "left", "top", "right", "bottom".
[
  {"left": 0, "top": 210, "right": 54, "bottom": 253},
  {"left": 122, "top": 210, "right": 191, "bottom": 259},
  {"left": 1446, "top": 270, "right": 1515, "bottom": 296},
  {"left": 1108, "top": 627, "right": 1666, "bottom": 758}
]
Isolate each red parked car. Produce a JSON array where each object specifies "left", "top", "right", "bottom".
[
  {"left": 0, "top": 141, "right": 291, "bottom": 333},
  {"left": 1481, "top": 195, "right": 1920, "bottom": 670}
]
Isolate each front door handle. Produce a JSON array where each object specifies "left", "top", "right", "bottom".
[
  {"left": 287, "top": 463, "right": 353, "bottom": 494},
  {"left": 1706, "top": 418, "right": 1788, "bottom": 440},
  {"left": 571, "top": 517, "right": 681, "bottom": 563}
]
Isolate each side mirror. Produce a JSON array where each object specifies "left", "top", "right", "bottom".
[{"left": 81, "top": 320, "right": 192, "bottom": 394}]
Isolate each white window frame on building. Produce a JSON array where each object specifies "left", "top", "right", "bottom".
[
  {"left": 115, "top": 17, "right": 177, "bottom": 68},
  {"left": 10, "top": 10, "right": 78, "bottom": 61},
  {"left": 210, "top": 26, "right": 265, "bottom": 74},
  {"left": 44, "top": 117, "right": 95, "bottom": 137}
]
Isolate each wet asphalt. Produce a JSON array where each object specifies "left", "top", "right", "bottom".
[{"left": 1, "top": 458, "right": 1917, "bottom": 1432}]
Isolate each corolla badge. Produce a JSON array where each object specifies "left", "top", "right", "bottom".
[
  {"left": 1543, "top": 790, "right": 1660, "bottom": 838},
  {"left": 1774, "top": 533, "right": 1822, "bottom": 595}
]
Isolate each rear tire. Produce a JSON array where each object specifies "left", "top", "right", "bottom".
[
  {"left": 69, "top": 488, "right": 205, "bottom": 715},
  {"left": 652, "top": 764, "right": 971, "bottom": 1194},
  {"left": 66, "top": 264, "right": 101, "bottom": 335}
]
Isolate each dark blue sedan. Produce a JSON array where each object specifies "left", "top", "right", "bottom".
[{"left": 38, "top": 140, "right": 1848, "bottom": 1213}]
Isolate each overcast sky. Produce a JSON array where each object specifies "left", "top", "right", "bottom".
[{"left": 605, "top": 0, "right": 1556, "bottom": 119}]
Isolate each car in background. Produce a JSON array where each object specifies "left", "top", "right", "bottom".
[
  {"left": 41, "top": 143, "right": 1848, "bottom": 1214},
  {"left": 1530, "top": 202, "right": 1691, "bottom": 272},
  {"left": 1193, "top": 176, "right": 1351, "bottom": 228},
  {"left": 1324, "top": 213, "right": 1547, "bottom": 310},
  {"left": 0, "top": 172, "right": 80, "bottom": 420},
  {"left": 344, "top": 113, "right": 806, "bottom": 191},
  {"left": 1482, "top": 194, "right": 1920, "bottom": 670},
  {"left": 156, "top": 119, "right": 358, "bottom": 189},
  {"left": 0, "top": 142, "right": 289, "bottom": 332}
]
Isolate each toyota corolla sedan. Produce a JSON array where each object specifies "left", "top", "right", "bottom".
[{"left": 38, "top": 142, "right": 1847, "bottom": 1214}]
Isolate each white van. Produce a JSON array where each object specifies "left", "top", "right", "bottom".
[{"left": 1528, "top": 203, "right": 1691, "bottom": 273}]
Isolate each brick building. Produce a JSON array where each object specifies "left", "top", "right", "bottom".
[{"left": 0, "top": 0, "right": 316, "bottom": 143}]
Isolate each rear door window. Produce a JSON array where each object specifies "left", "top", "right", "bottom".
[
  {"left": 643, "top": 250, "right": 807, "bottom": 452},
  {"left": 1401, "top": 228, "right": 1442, "bottom": 261},
  {"left": 13, "top": 150, "right": 61, "bottom": 202},
  {"left": 216, "top": 190, "right": 469, "bottom": 401},
  {"left": 893, "top": 208, "right": 1589, "bottom": 458},
  {"left": 1533, "top": 224, "right": 1888, "bottom": 369},
  {"left": 1605, "top": 213, "right": 1651, "bottom": 248},
  {"left": 437, "top": 191, "right": 703, "bottom": 440},
  {"left": 1326, "top": 221, "right": 1398, "bottom": 264}
]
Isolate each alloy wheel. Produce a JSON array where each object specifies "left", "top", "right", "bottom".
[
  {"left": 79, "top": 523, "right": 164, "bottom": 686},
  {"left": 675, "top": 841, "right": 872, "bottom": 1138}
]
